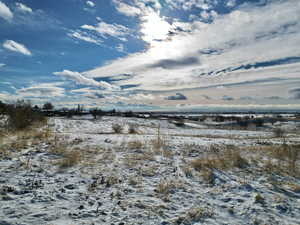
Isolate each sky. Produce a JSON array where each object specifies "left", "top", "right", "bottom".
[{"left": 0, "top": 0, "right": 300, "bottom": 111}]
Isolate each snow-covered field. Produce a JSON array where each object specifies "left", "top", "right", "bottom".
[{"left": 0, "top": 116, "right": 300, "bottom": 225}]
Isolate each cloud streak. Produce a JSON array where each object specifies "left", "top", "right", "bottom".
[
  {"left": 3, "top": 40, "right": 32, "bottom": 56},
  {"left": 16, "top": 3, "right": 33, "bottom": 14},
  {"left": 53, "top": 70, "right": 119, "bottom": 90},
  {"left": 0, "top": 1, "right": 13, "bottom": 21},
  {"left": 81, "top": 21, "right": 129, "bottom": 40}
]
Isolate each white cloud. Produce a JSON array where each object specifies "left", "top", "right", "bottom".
[
  {"left": 53, "top": 70, "right": 119, "bottom": 90},
  {"left": 68, "top": 31, "right": 102, "bottom": 45},
  {"left": 113, "top": 1, "right": 141, "bottom": 17},
  {"left": 165, "top": 0, "right": 216, "bottom": 11},
  {"left": 17, "top": 86, "right": 65, "bottom": 98},
  {"left": 226, "top": 0, "right": 237, "bottom": 8},
  {"left": 71, "top": 87, "right": 105, "bottom": 99},
  {"left": 86, "top": 1, "right": 95, "bottom": 7},
  {"left": 140, "top": 11, "right": 172, "bottom": 44},
  {"left": 85, "top": 0, "right": 300, "bottom": 93},
  {"left": 0, "top": 63, "right": 5, "bottom": 68},
  {"left": 116, "top": 43, "right": 125, "bottom": 52},
  {"left": 0, "top": 1, "right": 13, "bottom": 21},
  {"left": 16, "top": 2, "right": 33, "bottom": 13},
  {"left": 81, "top": 21, "right": 129, "bottom": 39},
  {"left": 3, "top": 40, "right": 32, "bottom": 56}
]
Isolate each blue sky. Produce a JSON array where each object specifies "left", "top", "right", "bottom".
[{"left": 0, "top": 0, "right": 300, "bottom": 110}]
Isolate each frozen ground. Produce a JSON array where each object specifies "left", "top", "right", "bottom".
[{"left": 0, "top": 116, "right": 300, "bottom": 225}]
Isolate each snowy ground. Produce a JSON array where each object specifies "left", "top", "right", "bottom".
[{"left": 0, "top": 116, "right": 300, "bottom": 225}]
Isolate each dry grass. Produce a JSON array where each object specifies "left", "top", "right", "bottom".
[
  {"left": 156, "top": 179, "right": 175, "bottom": 195},
  {"left": 127, "top": 140, "right": 143, "bottom": 149},
  {"left": 247, "top": 144, "right": 300, "bottom": 177},
  {"left": 181, "top": 165, "right": 194, "bottom": 178},
  {"left": 174, "top": 207, "right": 214, "bottom": 224},
  {"left": 58, "top": 150, "right": 82, "bottom": 168},
  {"left": 200, "top": 168, "right": 215, "bottom": 185},
  {"left": 185, "top": 207, "right": 214, "bottom": 222},
  {"left": 139, "top": 164, "right": 158, "bottom": 177},
  {"left": 191, "top": 148, "right": 248, "bottom": 171},
  {"left": 287, "top": 183, "right": 300, "bottom": 193}
]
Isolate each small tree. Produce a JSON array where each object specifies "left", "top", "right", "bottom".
[
  {"left": 43, "top": 102, "right": 54, "bottom": 111},
  {"left": 7, "top": 100, "right": 45, "bottom": 130}
]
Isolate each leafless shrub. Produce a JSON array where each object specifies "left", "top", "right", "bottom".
[
  {"left": 273, "top": 128, "right": 286, "bottom": 138},
  {"left": 112, "top": 124, "right": 123, "bottom": 133},
  {"left": 128, "top": 124, "right": 138, "bottom": 134},
  {"left": 7, "top": 100, "right": 46, "bottom": 131}
]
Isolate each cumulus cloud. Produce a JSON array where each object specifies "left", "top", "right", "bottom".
[
  {"left": 68, "top": 31, "right": 102, "bottom": 45},
  {"left": 86, "top": 1, "right": 95, "bottom": 7},
  {"left": 85, "top": 0, "right": 300, "bottom": 92},
  {"left": 0, "top": 1, "right": 13, "bottom": 21},
  {"left": 165, "top": 93, "right": 187, "bottom": 100},
  {"left": 16, "top": 3, "right": 33, "bottom": 13},
  {"left": 3, "top": 40, "right": 32, "bottom": 56},
  {"left": 53, "top": 70, "right": 119, "bottom": 90},
  {"left": 81, "top": 21, "right": 129, "bottom": 39}
]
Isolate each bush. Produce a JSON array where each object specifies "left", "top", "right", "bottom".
[
  {"left": 7, "top": 100, "right": 46, "bottom": 131},
  {"left": 273, "top": 128, "right": 285, "bottom": 138},
  {"left": 128, "top": 124, "right": 138, "bottom": 134},
  {"left": 112, "top": 124, "right": 123, "bottom": 133}
]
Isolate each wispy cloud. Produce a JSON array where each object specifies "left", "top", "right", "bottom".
[
  {"left": 81, "top": 21, "right": 129, "bottom": 40},
  {"left": 16, "top": 3, "right": 33, "bottom": 14},
  {"left": 68, "top": 31, "right": 102, "bottom": 45},
  {"left": 0, "top": 1, "right": 13, "bottom": 21},
  {"left": 3, "top": 40, "right": 32, "bottom": 56},
  {"left": 54, "top": 70, "right": 119, "bottom": 90},
  {"left": 17, "top": 85, "right": 65, "bottom": 98}
]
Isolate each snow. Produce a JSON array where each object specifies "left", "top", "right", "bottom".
[{"left": 0, "top": 116, "right": 300, "bottom": 225}]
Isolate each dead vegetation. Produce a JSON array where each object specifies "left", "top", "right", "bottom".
[
  {"left": 112, "top": 123, "right": 123, "bottom": 133},
  {"left": 128, "top": 124, "right": 139, "bottom": 134},
  {"left": 190, "top": 145, "right": 248, "bottom": 171},
  {"left": 58, "top": 150, "right": 82, "bottom": 168}
]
